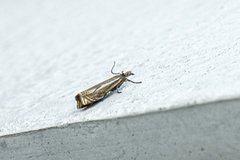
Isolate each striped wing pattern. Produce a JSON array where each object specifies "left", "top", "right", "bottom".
[{"left": 78, "top": 76, "right": 125, "bottom": 106}]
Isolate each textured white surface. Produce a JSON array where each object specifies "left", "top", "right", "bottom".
[{"left": 0, "top": 0, "right": 240, "bottom": 136}]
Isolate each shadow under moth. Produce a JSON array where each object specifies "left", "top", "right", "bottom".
[{"left": 75, "top": 62, "right": 141, "bottom": 109}]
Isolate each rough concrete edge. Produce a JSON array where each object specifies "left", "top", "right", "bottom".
[
  {"left": 1, "top": 97, "right": 240, "bottom": 160},
  {"left": 1, "top": 96, "right": 239, "bottom": 138}
]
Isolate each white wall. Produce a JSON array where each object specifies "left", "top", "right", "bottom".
[{"left": 1, "top": 0, "right": 240, "bottom": 136}]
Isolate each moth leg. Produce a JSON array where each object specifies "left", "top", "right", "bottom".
[
  {"left": 116, "top": 86, "right": 122, "bottom": 93},
  {"left": 102, "top": 93, "right": 108, "bottom": 101},
  {"left": 127, "top": 79, "right": 142, "bottom": 84},
  {"left": 99, "top": 92, "right": 109, "bottom": 102}
]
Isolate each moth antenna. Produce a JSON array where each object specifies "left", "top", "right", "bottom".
[
  {"left": 111, "top": 61, "right": 120, "bottom": 75},
  {"left": 127, "top": 79, "right": 142, "bottom": 84}
]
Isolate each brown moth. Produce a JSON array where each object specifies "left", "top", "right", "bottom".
[{"left": 75, "top": 61, "right": 141, "bottom": 109}]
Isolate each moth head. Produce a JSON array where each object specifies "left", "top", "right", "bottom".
[{"left": 123, "top": 71, "right": 134, "bottom": 77}]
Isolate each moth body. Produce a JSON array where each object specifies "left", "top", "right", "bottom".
[{"left": 75, "top": 62, "right": 141, "bottom": 109}]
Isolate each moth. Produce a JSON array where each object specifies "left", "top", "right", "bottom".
[{"left": 75, "top": 62, "right": 141, "bottom": 109}]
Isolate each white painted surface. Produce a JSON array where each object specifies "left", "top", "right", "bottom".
[{"left": 0, "top": 0, "right": 240, "bottom": 136}]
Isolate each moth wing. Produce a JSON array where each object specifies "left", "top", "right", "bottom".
[
  {"left": 87, "top": 92, "right": 105, "bottom": 101},
  {"left": 84, "top": 87, "right": 98, "bottom": 95},
  {"left": 81, "top": 85, "right": 106, "bottom": 102},
  {"left": 81, "top": 76, "right": 122, "bottom": 102},
  {"left": 85, "top": 81, "right": 109, "bottom": 95}
]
